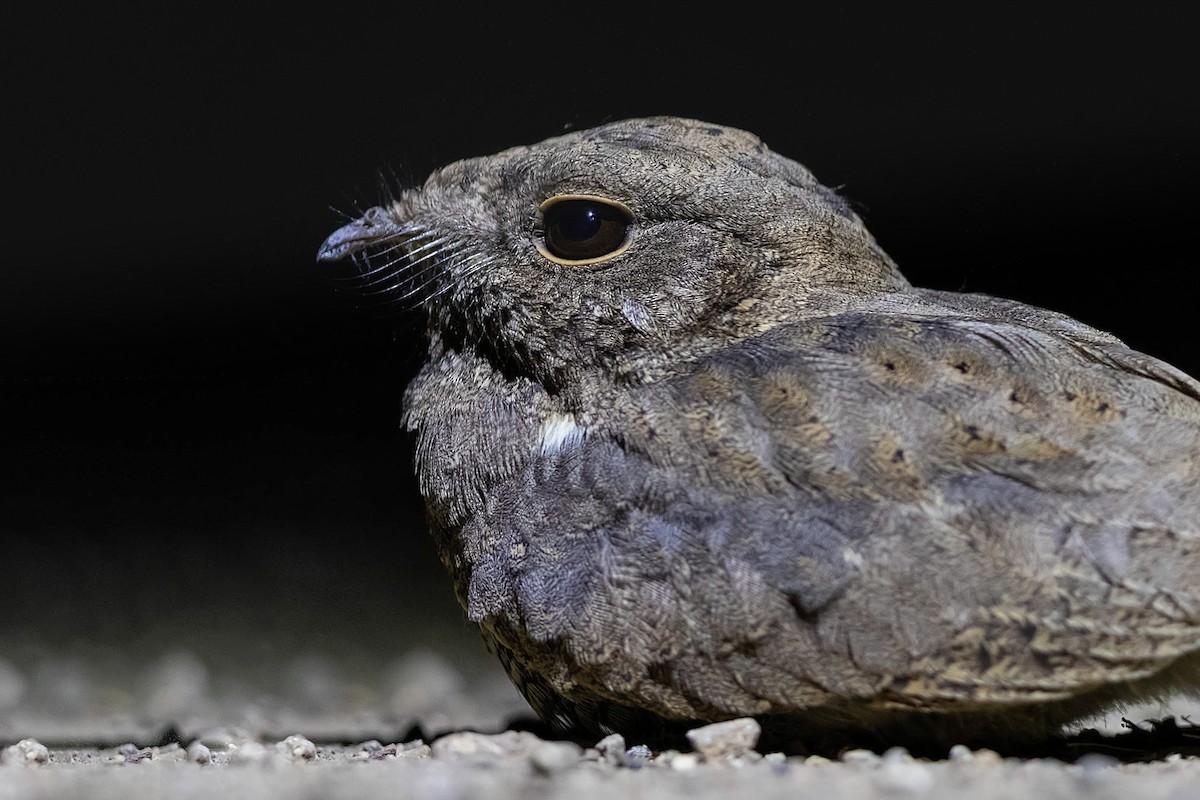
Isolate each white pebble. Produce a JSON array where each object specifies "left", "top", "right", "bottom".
[
  {"left": 594, "top": 733, "right": 627, "bottom": 765},
  {"left": 153, "top": 743, "right": 187, "bottom": 763},
  {"left": 280, "top": 734, "right": 317, "bottom": 762},
  {"left": 948, "top": 744, "right": 974, "bottom": 762},
  {"left": 685, "top": 718, "right": 762, "bottom": 761},
  {"left": 398, "top": 743, "right": 432, "bottom": 759},
  {"left": 430, "top": 730, "right": 540, "bottom": 759},
  {"left": 529, "top": 741, "right": 582, "bottom": 774},
  {"left": 186, "top": 741, "right": 212, "bottom": 765},
  {"left": 3, "top": 738, "right": 49, "bottom": 766},
  {"left": 670, "top": 753, "right": 699, "bottom": 771},
  {"left": 841, "top": 748, "right": 880, "bottom": 766}
]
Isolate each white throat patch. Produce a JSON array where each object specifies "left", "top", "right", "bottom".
[{"left": 539, "top": 412, "right": 586, "bottom": 454}]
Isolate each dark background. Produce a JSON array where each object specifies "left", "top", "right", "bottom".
[{"left": 2, "top": 7, "right": 1197, "bottom": 678}]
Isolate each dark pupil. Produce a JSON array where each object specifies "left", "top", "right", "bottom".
[
  {"left": 544, "top": 199, "right": 629, "bottom": 261},
  {"left": 558, "top": 206, "right": 602, "bottom": 241}
]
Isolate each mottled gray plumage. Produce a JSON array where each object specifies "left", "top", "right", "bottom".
[{"left": 318, "top": 117, "right": 1200, "bottom": 750}]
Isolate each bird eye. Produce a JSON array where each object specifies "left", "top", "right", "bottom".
[{"left": 537, "top": 195, "right": 633, "bottom": 265}]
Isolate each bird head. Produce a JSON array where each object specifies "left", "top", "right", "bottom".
[{"left": 318, "top": 117, "right": 908, "bottom": 386}]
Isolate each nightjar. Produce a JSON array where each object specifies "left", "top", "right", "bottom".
[{"left": 318, "top": 117, "right": 1200, "bottom": 751}]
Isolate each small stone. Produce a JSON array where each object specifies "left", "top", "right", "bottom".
[
  {"left": 367, "top": 743, "right": 399, "bottom": 760},
  {"left": 398, "top": 744, "right": 431, "bottom": 759},
  {"left": 430, "top": 730, "right": 542, "bottom": 760},
  {"left": 186, "top": 741, "right": 212, "bottom": 765},
  {"left": 685, "top": 718, "right": 761, "bottom": 761},
  {"left": 123, "top": 746, "right": 156, "bottom": 764},
  {"left": 763, "top": 752, "right": 787, "bottom": 764},
  {"left": 623, "top": 744, "right": 653, "bottom": 769},
  {"left": 154, "top": 744, "right": 187, "bottom": 763},
  {"left": 3, "top": 738, "right": 50, "bottom": 766},
  {"left": 430, "top": 732, "right": 498, "bottom": 759},
  {"left": 840, "top": 748, "right": 880, "bottom": 766},
  {"left": 594, "top": 733, "right": 626, "bottom": 765},
  {"left": 804, "top": 754, "right": 833, "bottom": 765},
  {"left": 529, "top": 741, "right": 583, "bottom": 774},
  {"left": 947, "top": 744, "right": 974, "bottom": 762},
  {"left": 192, "top": 731, "right": 231, "bottom": 749},
  {"left": 670, "top": 752, "right": 699, "bottom": 771},
  {"left": 971, "top": 748, "right": 1003, "bottom": 765},
  {"left": 280, "top": 734, "right": 317, "bottom": 761}
]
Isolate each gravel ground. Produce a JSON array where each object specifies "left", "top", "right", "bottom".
[
  {"left": 5, "top": 724, "right": 1200, "bottom": 800},
  {"left": 3, "top": 735, "right": 1200, "bottom": 800},
  {"left": 3, "top": 647, "right": 1200, "bottom": 799}
]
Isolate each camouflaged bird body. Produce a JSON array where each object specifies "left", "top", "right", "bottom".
[
  {"left": 323, "top": 116, "right": 1200, "bottom": 745},
  {"left": 405, "top": 286, "right": 1200, "bottom": 736}
]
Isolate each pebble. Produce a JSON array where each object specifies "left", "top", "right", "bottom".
[
  {"left": 2, "top": 738, "right": 50, "bottom": 766},
  {"left": 430, "top": 730, "right": 541, "bottom": 760},
  {"left": 840, "top": 748, "right": 881, "bottom": 767},
  {"left": 121, "top": 745, "right": 157, "bottom": 764},
  {"left": 279, "top": 734, "right": 317, "bottom": 761},
  {"left": 669, "top": 753, "right": 699, "bottom": 771},
  {"left": 947, "top": 744, "right": 974, "bottom": 762},
  {"left": 594, "top": 732, "right": 626, "bottom": 766},
  {"left": 186, "top": 741, "right": 212, "bottom": 765},
  {"left": 623, "top": 744, "right": 653, "bottom": 769},
  {"left": 192, "top": 727, "right": 251, "bottom": 749},
  {"left": 154, "top": 743, "right": 188, "bottom": 763},
  {"left": 685, "top": 718, "right": 761, "bottom": 761},
  {"left": 529, "top": 741, "right": 583, "bottom": 775},
  {"left": 973, "top": 748, "right": 1003, "bottom": 765},
  {"left": 346, "top": 739, "right": 432, "bottom": 761},
  {"left": 399, "top": 741, "right": 432, "bottom": 759}
]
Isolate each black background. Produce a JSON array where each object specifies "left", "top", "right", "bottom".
[{"left": 2, "top": 7, "right": 1197, "bottom": 670}]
